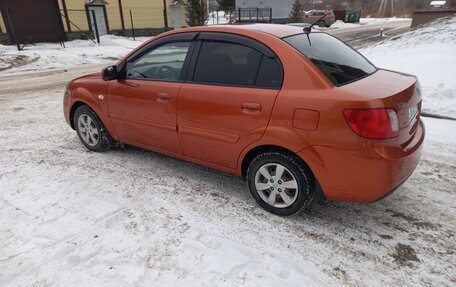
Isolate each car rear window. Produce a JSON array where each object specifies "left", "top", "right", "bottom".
[{"left": 283, "top": 32, "right": 377, "bottom": 86}]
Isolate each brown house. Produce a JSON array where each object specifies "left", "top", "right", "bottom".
[{"left": 0, "top": 0, "right": 186, "bottom": 44}]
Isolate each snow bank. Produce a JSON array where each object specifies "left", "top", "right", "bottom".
[
  {"left": 208, "top": 11, "right": 230, "bottom": 25},
  {"left": 329, "top": 17, "right": 410, "bottom": 29},
  {"left": 360, "top": 16, "right": 456, "bottom": 118},
  {"left": 423, "top": 117, "right": 456, "bottom": 143},
  {"left": 360, "top": 17, "right": 411, "bottom": 24},
  {"left": 0, "top": 35, "right": 148, "bottom": 72},
  {"left": 330, "top": 20, "right": 359, "bottom": 29}
]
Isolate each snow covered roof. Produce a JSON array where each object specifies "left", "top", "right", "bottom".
[{"left": 86, "top": 0, "right": 109, "bottom": 5}]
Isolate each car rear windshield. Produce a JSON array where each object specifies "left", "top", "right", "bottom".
[{"left": 283, "top": 32, "right": 377, "bottom": 86}]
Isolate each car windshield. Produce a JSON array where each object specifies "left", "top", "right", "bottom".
[{"left": 283, "top": 32, "right": 377, "bottom": 86}]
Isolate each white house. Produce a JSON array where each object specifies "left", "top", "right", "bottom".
[{"left": 235, "top": 0, "right": 294, "bottom": 23}]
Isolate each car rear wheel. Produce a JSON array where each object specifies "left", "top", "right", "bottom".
[
  {"left": 247, "top": 152, "right": 313, "bottom": 216},
  {"left": 318, "top": 20, "right": 326, "bottom": 28},
  {"left": 74, "top": 105, "right": 113, "bottom": 152}
]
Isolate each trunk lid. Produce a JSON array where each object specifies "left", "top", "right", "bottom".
[{"left": 339, "top": 69, "right": 422, "bottom": 144}]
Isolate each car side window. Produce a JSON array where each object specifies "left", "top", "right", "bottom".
[
  {"left": 193, "top": 41, "right": 262, "bottom": 87},
  {"left": 126, "top": 42, "right": 191, "bottom": 81},
  {"left": 255, "top": 56, "right": 282, "bottom": 88}
]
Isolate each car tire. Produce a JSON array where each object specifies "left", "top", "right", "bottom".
[
  {"left": 74, "top": 105, "right": 113, "bottom": 152},
  {"left": 318, "top": 20, "right": 326, "bottom": 28},
  {"left": 246, "top": 152, "right": 314, "bottom": 216}
]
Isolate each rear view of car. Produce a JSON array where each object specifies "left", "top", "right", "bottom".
[{"left": 284, "top": 32, "right": 424, "bottom": 203}]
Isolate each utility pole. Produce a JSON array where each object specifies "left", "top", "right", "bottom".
[
  {"left": 378, "top": 0, "right": 385, "bottom": 17},
  {"left": 118, "top": 0, "right": 125, "bottom": 30},
  {"left": 163, "top": 0, "right": 169, "bottom": 29},
  {"left": 378, "top": 0, "right": 395, "bottom": 17}
]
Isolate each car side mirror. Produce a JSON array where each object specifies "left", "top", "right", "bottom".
[{"left": 102, "top": 65, "right": 118, "bottom": 81}]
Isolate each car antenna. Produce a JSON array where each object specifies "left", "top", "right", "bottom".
[
  {"left": 302, "top": 14, "right": 326, "bottom": 46},
  {"left": 303, "top": 14, "right": 326, "bottom": 34}
]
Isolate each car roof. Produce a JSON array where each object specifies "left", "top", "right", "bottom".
[{"left": 171, "top": 24, "right": 305, "bottom": 39}]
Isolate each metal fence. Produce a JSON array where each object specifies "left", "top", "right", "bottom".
[
  {"left": 62, "top": 9, "right": 91, "bottom": 32},
  {"left": 237, "top": 7, "right": 273, "bottom": 23},
  {"left": 0, "top": 4, "right": 277, "bottom": 50},
  {"left": 0, "top": 4, "right": 170, "bottom": 50}
]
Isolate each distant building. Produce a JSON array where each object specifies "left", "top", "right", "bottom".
[
  {"left": 235, "top": 0, "right": 294, "bottom": 23},
  {"left": 58, "top": 0, "right": 186, "bottom": 32},
  {"left": 0, "top": 0, "right": 186, "bottom": 43}
]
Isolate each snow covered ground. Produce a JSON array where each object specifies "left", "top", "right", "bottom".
[
  {"left": 0, "top": 67, "right": 455, "bottom": 286},
  {"left": 330, "top": 20, "right": 359, "bottom": 29},
  {"left": 0, "top": 17, "right": 455, "bottom": 286},
  {"left": 329, "top": 17, "right": 410, "bottom": 29},
  {"left": 0, "top": 35, "right": 148, "bottom": 72},
  {"left": 208, "top": 11, "right": 230, "bottom": 25},
  {"left": 360, "top": 17, "right": 412, "bottom": 24},
  {"left": 360, "top": 16, "right": 456, "bottom": 118}
]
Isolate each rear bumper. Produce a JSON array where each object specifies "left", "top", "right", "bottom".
[
  {"left": 372, "top": 172, "right": 412, "bottom": 202},
  {"left": 298, "top": 120, "right": 425, "bottom": 203}
]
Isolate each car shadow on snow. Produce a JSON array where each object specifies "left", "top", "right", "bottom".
[
  {"left": 94, "top": 144, "right": 444, "bottom": 269},
  {"left": 106, "top": 144, "right": 430, "bottom": 228}
]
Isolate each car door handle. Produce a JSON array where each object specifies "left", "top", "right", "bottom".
[
  {"left": 241, "top": 102, "right": 262, "bottom": 113},
  {"left": 156, "top": 92, "right": 170, "bottom": 102}
]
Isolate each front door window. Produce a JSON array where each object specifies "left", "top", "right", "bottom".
[{"left": 126, "top": 42, "right": 191, "bottom": 81}]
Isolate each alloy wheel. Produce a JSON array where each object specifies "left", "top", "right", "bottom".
[
  {"left": 254, "top": 163, "right": 299, "bottom": 208},
  {"left": 77, "top": 114, "right": 99, "bottom": 147}
]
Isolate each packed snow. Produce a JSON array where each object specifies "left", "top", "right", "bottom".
[
  {"left": 0, "top": 17, "right": 455, "bottom": 286},
  {"left": 208, "top": 11, "right": 230, "bottom": 25},
  {"left": 360, "top": 17, "right": 412, "bottom": 24},
  {"left": 360, "top": 16, "right": 456, "bottom": 118},
  {"left": 0, "top": 35, "right": 148, "bottom": 72},
  {"left": 330, "top": 20, "right": 359, "bottom": 29},
  {"left": 329, "top": 17, "right": 411, "bottom": 29}
]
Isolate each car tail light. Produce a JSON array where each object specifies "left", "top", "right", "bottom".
[{"left": 343, "top": 108, "right": 399, "bottom": 139}]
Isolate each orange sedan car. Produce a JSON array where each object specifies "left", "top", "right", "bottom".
[{"left": 63, "top": 24, "right": 425, "bottom": 215}]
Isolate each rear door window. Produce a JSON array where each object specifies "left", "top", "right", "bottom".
[
  {"left": 193, "top": 41, "right": 262, "bottom": 87},
  {"left": 255, "top": 56, "right": 282, "bottom": 88}
]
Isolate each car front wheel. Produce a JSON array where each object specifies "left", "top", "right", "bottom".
[
  {"left": 247, "top": 152, "right": 314, "bottom": 216},
  {"left": 74, "top": 105, "right": 113, "bottom": 152}
]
